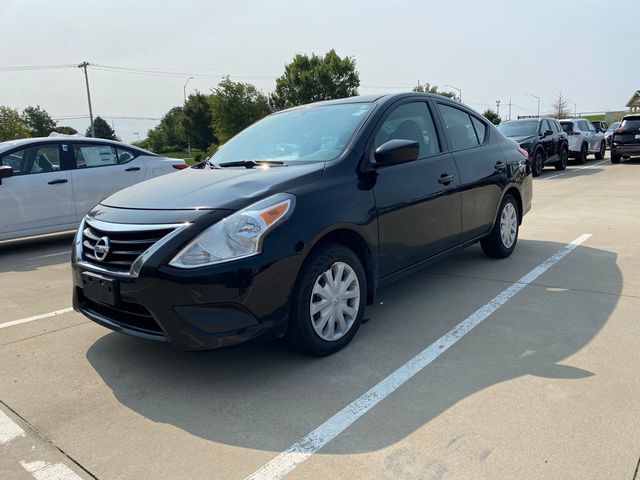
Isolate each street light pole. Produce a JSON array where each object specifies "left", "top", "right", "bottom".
[
  {"left": 525, "top": 93, "right": 540, "bottom": 117},
  {"left": 444, "top": 84, "right": 462, "bottom": 102},
  {"left": 78, "top": 61, "right": 95, "bottom": 137},
  {"left": 570, "top": 102, "right": 577, "bottom": 117},
  {"left": 183, "top": 76, "right": 194, "bottom": 103},
  {"left": 133, "top": 132, "right": 140, "bottom": 142}
]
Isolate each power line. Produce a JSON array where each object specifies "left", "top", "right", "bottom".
[{"left": 0, "top": 64, "right": 77, "bottom": 72}]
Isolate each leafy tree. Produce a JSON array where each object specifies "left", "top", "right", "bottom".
[
  {"left": 210, "top": 77, "right": 272, "bottom": 143},
  {"left": 53, "top": 126, "right": 78, "bottom": 135},
  {"left": 182, "top": 92, "right": 216, "bottom": 149},
  {"left": 0, "top": 106, "right": 30, "bottom": 141},
  {"left": 21, "top": 105, "right": 57, "bottom": 137},
  {"left": 86, "top": 116, "right": 118, "bottom": 140},
  {"left": 146, "top": 126, "right": 168, "bottom": 153},
  {"left": 482, "top": 109, "right": 502, "bottom": 125},
  {"left": 551, "top": 92, "right": 570, "bottom": 119},
  {"left": 270, "top": 49, "right": 360, "bottom": 110},
  {"left": 413, "top": 82, "right": 457, "bottom": 99}
]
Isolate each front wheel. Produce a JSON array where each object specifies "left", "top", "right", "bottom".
[
  {"left": 555, "top": 147, "right": 568, "bottom": 171},
  {"left": 287, "top": 243, "right": 366, "bottom": 356},
  {"left": 481, "top": 194, "right": 519, "bottom": 259},
  {"left": 595, "top": 141, "right": 606, "bottom": 160}
]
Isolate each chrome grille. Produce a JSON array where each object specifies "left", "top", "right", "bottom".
[{"left": 82, "top": 223, "right": 175, "bottom": 272}]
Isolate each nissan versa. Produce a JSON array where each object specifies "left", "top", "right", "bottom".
[{"left": 72, "top": 93, "right": 532, "bottom": 355}]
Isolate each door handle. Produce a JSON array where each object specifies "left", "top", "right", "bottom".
[
  {"left": 47, "top": 179, "right": 68, "bottom": 185},
  {"left": 438, "top": 173, "right": 455, "bottom": 185},
  {"left": 125, "top": 167, "right": 141, "bottom": 172},
  {"left": 495, "top": 161, "right": 506, "bottom": 172}
]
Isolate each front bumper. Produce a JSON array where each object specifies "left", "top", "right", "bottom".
[{"left": 72, "top": 219, "right": 305, "bottom": 350}]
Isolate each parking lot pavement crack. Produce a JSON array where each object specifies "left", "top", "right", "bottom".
[
  {"left": 0, "top": 321, "right": 89, "bottom": 348},
  {"left": 422, "top": 271, "right": 640, "bottom": 300},
  {"left": 0, "top": 400, "right": 99, "bottom": 480}
]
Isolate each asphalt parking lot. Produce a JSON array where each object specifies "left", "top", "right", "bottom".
[{"left": 2, "top": 154, "right": 640, "bottom": 480}]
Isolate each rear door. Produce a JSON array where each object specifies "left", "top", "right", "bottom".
[
  {"left": 585, "top": 121, "right": 599, "bottom": 150},
  {"left": 371, "top": 100, "right": 461, "bottom": 276},
  {"left": 436, "top": 102, "right": 506, "bottom": 242},
  {"left": 69, "top": 142, "right": 146, "bottom": 220},
  {"left": 0, "top": 142, "right": 76, "bottom": 240}
]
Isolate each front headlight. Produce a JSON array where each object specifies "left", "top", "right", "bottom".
[{"left": 169, "top": 193, "right": 295, "bottom": 268}]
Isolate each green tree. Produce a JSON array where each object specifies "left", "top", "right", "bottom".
[
  {"left": 146, "top": 126, "right": 168, "bottom": 153},
  {"left": 270, "top": 49, "right": 360, "bottom": 110},
  {"left": 53, "top": 126, "right": 78, "bottom": 135},
  {"left": 86, "top": 116, "right": 118, "bottom": 140},
  {"left": 182, "top": 92, "right": 215, "bottom": 149},
  {"left": 482, "top": 109, "right": 502, "bottom": 125},
  {"left": 21, "top": 105, "right": 57, "bottom": 137},
  {"left": 210, "top": 77, "right": 272, "bottom": 143},
  {"left": 0, "top": 106, "right": 30, "bottom": 141},
  {"left": 413, "top": 82, "right": 457, "bottom": 99}
]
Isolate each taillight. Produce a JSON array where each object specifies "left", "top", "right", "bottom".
[
  {"left": 172, "top": 164, "right": 189, "bottom": 170},
  {"left": 517, "top": 147, "right": 529, "bottom": 159}
]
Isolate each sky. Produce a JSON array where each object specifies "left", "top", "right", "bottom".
[{"left": 1, "top": 0, "right": 639, "bottom": 143}]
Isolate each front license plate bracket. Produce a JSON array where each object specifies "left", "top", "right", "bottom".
[{"left": 82, "top": 271, "right": 119, "bottom": 306}]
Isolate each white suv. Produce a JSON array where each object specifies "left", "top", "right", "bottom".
[{"left": 559, "top": 118, "right": 606, "bottom": 164}]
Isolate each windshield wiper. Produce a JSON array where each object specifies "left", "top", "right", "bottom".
[{"left": 217, "top": 160, "right": 287, "bottom": 168}]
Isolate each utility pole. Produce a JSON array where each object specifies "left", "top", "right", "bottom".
[
  {"left": 525, "top": 93, "right": 541, "bottom": 118},
  {"left": 496, "top": 100, "right": 501, "bottom": 118},
  {"left": 78, "top": 61, "right": 95, "bottom": 137},
  {"left": 508, "top": 98, "right": 512, "bottom": 120},
  {"left": 445, "top": 84, "right": 462, "bottom": 102}
]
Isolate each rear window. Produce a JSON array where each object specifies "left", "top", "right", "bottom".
[
  {"left": 620, "top": 118, "right": 640, "bottom": 130},
  {"left": 560, "top": 122, "right": 574, "bottom": 133}
]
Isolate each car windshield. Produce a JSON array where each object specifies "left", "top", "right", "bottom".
[
  {"left": 497, "top": 121, "right": 538, "bottom": 137},
  {"left": 620, "top": 118, "right": 640, "bottom": 130},
  {"left": 606, "top": 122, "right": 620, "bottom": 132},
  {"left": 209, "top": 103, "right": 374, "bottom": 165}
]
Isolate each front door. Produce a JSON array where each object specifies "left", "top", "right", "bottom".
[
  {"left": 371, "top": 101, "right": 462, "bottom": 276},
  {"left": 0, "top": 142, "right": 76, "bottom": 240}
]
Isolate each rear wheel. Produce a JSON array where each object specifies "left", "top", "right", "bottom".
[
  {"left": 531, "top": 149, "right": 543, "bottom": 177},
  {"left": 595, "top": 141, "right": 606, "bottom": 160},
  {"left": 287, "top": 243, "right": 366, "bottom": 356},
  {"left": 578, "top": 142, "right": 588, "bottom": 164},
  {"left": 611, "top": 152, "right": 621, "bottom": 164},
  {"left": 481, "top": 194, "right": 519, "bottom": 259},
  {"left": 555, "top": 146, "right": 568, "bottom": 170}
]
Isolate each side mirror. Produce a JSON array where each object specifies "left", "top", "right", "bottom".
[
  {"left": 373, "top": 139, "right": 420, "bottom": 167},
  {"left": 0, "top": 165, "right": 13, "bottom": 184}
]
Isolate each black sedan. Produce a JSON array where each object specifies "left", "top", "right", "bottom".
[
  {"left": 497, "top": 118, "right": 569, "bottom": 176},
  {"left": 72, "top": 93, "right": 532, "bottom": 355}
]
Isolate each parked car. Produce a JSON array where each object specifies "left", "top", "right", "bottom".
[
  {"left": 605, "top": 122, "right": 620, "bottom": 148},
  {"left": 559, "top": 118, "right": 606, "bottom": 163},
  {"left": 0, "top": 137, "right": 186, "bottom": 241},
  {"left": 497, "top": 117, "right": 569, "bottom": 176},
  {"left": 590, "top": 121, "right": 608, "bottom": 133},
  {"left": 611, "top": 114, "right": 640, "bottom": 164},
  {"left": 71, "top": 93, "right": 532, "bottom": 356}
]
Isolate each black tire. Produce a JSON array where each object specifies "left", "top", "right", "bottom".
[
  {"left": 555, "top": 146, "right": 568, "bottom": 171},
  {"left": 531, "top": 149, "right": 543, "bottom": 177},
  {"left": 481, "top": 194, "right": 519, "bottom": 259},
  {"left": 595, "top": 141, "right": 605, "bottom": 160},
  {"left": 287, "top": 242, "right": 367, "bottom": 356},
  {"left": 578, "top": 142, "right": 588, "bottom": 164},
  {"left": 611, "top": 152, "right": 621, "bottom": 164}
]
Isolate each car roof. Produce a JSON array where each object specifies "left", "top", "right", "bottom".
[
  {"left": 0, "top": 136, "right": 154, "bottom": 155},
  {"left": 280, "top": 92, "right": 465, "bottom": 112},
  {"left": 559, "top": 118, "right": 590, "bottom": 123},
  {"left": 622, "top": 114, "right": 640, "bottom": 120}
]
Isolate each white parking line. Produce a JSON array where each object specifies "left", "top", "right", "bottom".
[
  {"left": 0, "top": 308, "right": 74, "bottom": 330},
  {"left": 20, "top": 460, "right": 84, "bottom": 480},
  {"left": 246, "top": 233, "right": 592, "bottom": 480},
  {"left": 0, "top": 409, "right": 25, "bottom": 445},
  {"left": 30, "top": 251, "right": 71, "bottom": 260},
  {"left": 543, "top": 159, "right": 608, "bottom": 181}
]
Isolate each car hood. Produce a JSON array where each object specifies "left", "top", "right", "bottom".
[
  {"left": 101, "top": 163, "right": 325, "bottom": 211},
  {"left": 509, "top": 134, "right": 537, "bottom": 144}
]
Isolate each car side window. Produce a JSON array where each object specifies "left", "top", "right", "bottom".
[
  {"left": 374, "top": 102, "right": 440, "bottom": 157},
  {"left": 471, "top": 117, "right": 487, "bottom": 144},
  {"left": 578, "top": 121, "right": 588, "bottom": 131},
  {"left": 0, "top": 144, "right": 61, "bottom": 176},
  {"left": 116, "top": 147, "right": 137, "bottom": 164},
  {"left": 552, "top": 121, "right": 561, "bottom": 133},
  {"left": 586, "top": 122, "right": 595, "bottom": 132},
  {"left": 438, "top": 104, "right": 480, "bottom": 150},
  {"left": 73, "top": 144, "right": 118, "bottom": 168}
]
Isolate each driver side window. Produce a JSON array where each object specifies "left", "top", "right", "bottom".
[
  {"left": 0, "top": 144, "right": 61, "bottom": 176},
  {"left": 374, "top": 102, "right": 441, "bottom": 158}
]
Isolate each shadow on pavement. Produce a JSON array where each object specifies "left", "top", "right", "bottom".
[
  {"left": 86, "top": 239, "right": 621, "bottom": 454},
  {"left": 0, "top": 233, "right": 74, "bottom": 273}
]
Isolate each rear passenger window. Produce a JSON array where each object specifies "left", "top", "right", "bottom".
[
  {"left": 552, "top": 121, "right": 561, "bottom": 133},
  {"left": 471, "top": 117, "right": 487, "bottom": 143},
  {"left": 438, "top": 104, "right": 480, "bottom": 150},
  {"left": 116, "top": 147, "right": 136, "bottom": 164},
  {"left": 374, "top": 102, "right": 441, "bottom": 157},
  {"left": 73, "top": 144, "right": 118, "bottom": 168}
]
